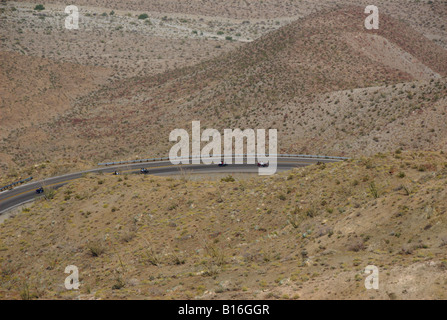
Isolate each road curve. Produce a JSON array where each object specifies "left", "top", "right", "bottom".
[{"left": 0, "top": 157, "right": 340, "bottom": 215}]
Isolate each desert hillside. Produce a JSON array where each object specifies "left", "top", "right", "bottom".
[
  {"left": 1, "top": 151, "right": 446, "bottom": 299},
  {"left": 2, "top": 6, "right": 445, "bottom": 177},
  {"left": 10, "top": 0, "right": 447, "bottom": 50},
  {"left": 0, "top": 51, "right": 112, "bottom": 182},
  {"left": 1, "top": 0, "right": 447, "bottom": 303},
  {"left": 0, "top": 51, "right": 111, "bottom": 137}
]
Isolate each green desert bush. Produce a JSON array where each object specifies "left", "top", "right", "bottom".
[{"left": 221, "top": 175, "right": 235, "bottom": 182}]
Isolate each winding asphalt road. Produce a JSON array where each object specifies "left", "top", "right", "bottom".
[{"left": 0, "top": 157, "right": 340, "bottom": 215}]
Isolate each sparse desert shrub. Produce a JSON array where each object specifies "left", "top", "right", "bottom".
[
  {"left": 44, "top": 188, "right": 56, "bottom": 200},
  {"left": 221, "top": 175, "right": 235, "bottom": 182},
  {"left": 317, "top": 226, "right": 333, "bottom": 238},
  {"left": 143, "top": 247, "right": 161, "bottom": 266},
  {"left": 112, "top": 276, "right": 125, "bottom": 290},
  {"left": 205, "top": 244, "right": 226, "bottom": 266},
  {"left": 401, "top": 245, "right": 414, "bottom": 255},
  {"left": 87, "top": 241, "right": 105, "bottom": 257},
  {"left": 388, "top": 292, "right": 398, "bottom": 300},
  {"left": 34, "top": 4, "right": 45, "bottom": 11},
  {"left": 121, "top": 231, "right": 136, "bottom": 243},
  {"left": 369, "top": 182, "right": 379, "bottom": 199},
  {"left": 364, "top": 159, "right": 374, "bottom": 169},
  {"left": 138, "top": 13, "right": 149, "bottom": 20},
  {"left": 20, "top": 282, "right": 31, "bottom": 300},
  {"left": 306, "top": 207, "right": 316, "bottom": 218},
  {"left": 287, "top": 208, "right": 302, "bottom": 228},
  {"left": 202, "top": 265, "right": 220, "bottom": 277},
  {"left": 169, "top": 251, "right": 186, "bottom": 265},
  {"left": 348, "top": 239, "right": 366, "bottom": 252},
  {"left": 401, "top": 185, "right": 411, "bottom": 196},
  {"left": 418, "top": 164, "right": 427, "bottom": 172}
]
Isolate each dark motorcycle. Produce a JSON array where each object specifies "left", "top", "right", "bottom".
[{"left": 257, "top": 162, "right": 269, "bottom": 168}]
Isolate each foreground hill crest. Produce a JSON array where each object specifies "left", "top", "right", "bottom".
[{"left": 1, "top": 151, "right": 446, "bottom": 299}]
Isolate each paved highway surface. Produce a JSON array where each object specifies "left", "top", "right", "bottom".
[{"left": 0, "top": 157, "right": 340, "bottom": 214}]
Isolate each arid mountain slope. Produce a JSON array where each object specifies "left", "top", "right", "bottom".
[
  {"left": 0, "top": 3, "right": 243, "bottom": 80},
  {"left": 0, "top": 52, "right": 111, "bottom": 136},
  {"left": 12, "top": 0, "right": 447, "bottom": 49},
  {"left": 0, "top": 52, "right": 111, "bottom": 178},
  {"left": 1, "top": 151, "right": 446, "bottom": 299},
  {"left": 1, "top": 6, "right": 447, "bottom": 177}
]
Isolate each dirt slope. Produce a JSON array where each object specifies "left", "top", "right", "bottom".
[
  {"left": 0, "top": 52, "right": 111, "bottom": 136},
  {"left": 0, "top": 51, "right": 111, "bottom": 181}
]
